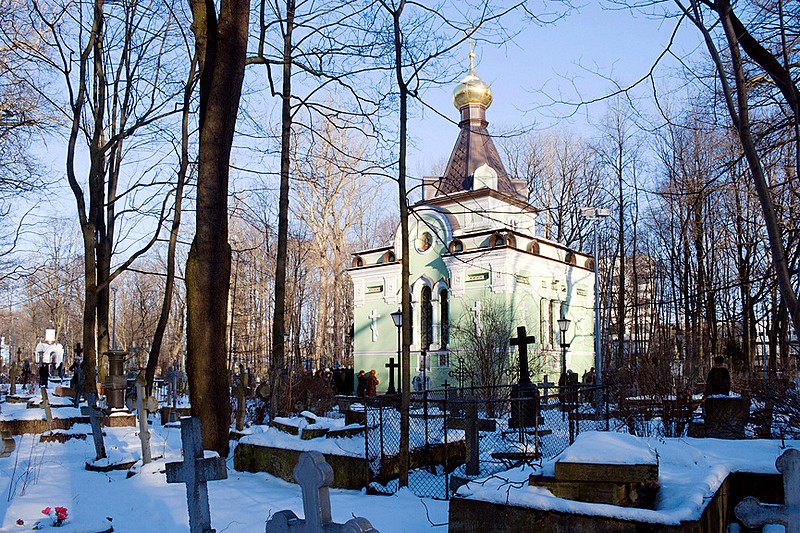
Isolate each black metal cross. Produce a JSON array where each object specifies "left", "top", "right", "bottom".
[
  {"left": 510, "top": 326, "right": 536, "bottom": 386},
  {"left": 385, "top": 357, "right": 399, "bottom": 394},
  {"left": 450, "top": 400, "right": 496, "bottom": 476},
  {"left": 448, "top": 356, "right": 474, "bottom": 389}
]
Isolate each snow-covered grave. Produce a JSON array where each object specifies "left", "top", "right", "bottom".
[
  {"left": 450, "top": 431, "right": 796, "bottom": 532},
  {"left": 0, "top": 382, "right": 136, "bottom": 436},
  {"left": 235, "top": 413, "right": 368, "bottom": 489}
]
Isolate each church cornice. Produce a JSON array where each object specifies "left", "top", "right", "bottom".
[{"left": 415, "top": 187, "right": 536, "bottom": 213}]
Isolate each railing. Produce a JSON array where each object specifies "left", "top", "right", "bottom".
[{"left": 362, "top": 383, "right": 610, "bottom": 500}]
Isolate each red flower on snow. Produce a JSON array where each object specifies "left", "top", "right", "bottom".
[{"left": 41, "top": 507, "right": 51, "bottom": 515}]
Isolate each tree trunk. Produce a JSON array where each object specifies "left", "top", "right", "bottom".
[
  {"left": 186, "top": 0, "right": 249, "bottom": 456},
  {"left": 269, "top": 0, "right": 295, "bottom": 418}
]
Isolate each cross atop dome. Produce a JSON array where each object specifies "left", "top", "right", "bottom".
[{"left": 433, "top": 46, "right": 524, "bottom": 200}]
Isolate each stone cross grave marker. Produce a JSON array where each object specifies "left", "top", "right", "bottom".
[
  {"left": 126, "top": 378, "right": 158, "bottom": 465},
  {"left": 384, "top": 357, "right": 399, "bottom": 395},
  {"left": 450, "top": 400, "right": 496, "bottom": 476},
  {"left": 735, "top": 447, "right": 800, "bottom": 533},
  {"left": 166, "top": 417, "right": 228, "bottom": 533},
  {"left": 81, "top": 393, "right": 107, "bottom": 460},
  {"left": 266, "top": 451, "right": 379, "bottom": 533},
  {"left": 232, "top": 379, "right": 251, "bottom": 432},
  {"left": 40, "top": 385, "right": 54, "bottom": 430}
]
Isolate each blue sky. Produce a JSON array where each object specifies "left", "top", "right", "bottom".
[{"left": 404, "top": 1, "right": 702, "bottom": 179}]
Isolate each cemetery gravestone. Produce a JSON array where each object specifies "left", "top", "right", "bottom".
[
  {"left": 104, "top": 350, "right": 128, "bottom": 409},
  {"left": 703, "top": 396, "right": 749, "bottom": 439},
  {"left": 266, "top": 451, "right": 379, "bottom": 533},
  {"left": 166, "top": 417, "right": 228, "bottom": 533},
  {"left": 450, "top": 400, "right": 496, "bottom": 476},
  {"left": 384, "top": 357, "right": 399, "bottom": 395},
  {"left": 40, "top": 386, "right": 54, "bottom": 430},
  {"left": 126, "top": 378, "right": 158, "bottom": 464},
  {"left": 735, "top": 448, "right": 800, "bottom": 533},
  {"left": 232, "top": 380, "right": 251, "bottom": 432},
  {"left": 81, "top": 393, "right": 107, "bottom": 461},
  {"left": 509, "top": 326, "right": 540, "bottom": 428},
  {"left": 0, "top": 430, "right": 15, "bottom": 458}
]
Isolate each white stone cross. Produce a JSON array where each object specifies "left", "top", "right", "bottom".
[
  {"left": 126, "top": 378, "right": 158, "bottom": 465},
  {"left": 266, "top": 451, "right": 379, "bottom": 532},
  {"left": 166, "top": 417, "right": 228, "bottom": 533},
  {"left": 735, "top": 448, "right": 800, "bottom": 533},
  {"left": 369, "top": 310, "right": 380, "bottom": 342},
  {"left": 472, "top": 301, "right": 483, "bottom": 336},
  {"left": 81, "top": 393, "right": 107, "bottom": 461}
]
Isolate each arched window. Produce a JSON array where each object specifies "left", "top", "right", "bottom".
[
  {"left": 421, "top": 286, "right": 433, "bottom": 350},
  {"left": 566, "top": 251, "right": 577, "bottom": 265},
  {"left": 440, "top": 289, "right": 449, "bottom": 348},
  {"left": 449, "top": 239, "right": 464, "bottom": 253},
  {"left": 381, "top": 250, "right": 396, "bottom": 263},
  {"left": 351, "top": 256, "right": 364, "bottom": 267},
  {"left": 489, "top": 232, "right": 505, "bottom": 247}
]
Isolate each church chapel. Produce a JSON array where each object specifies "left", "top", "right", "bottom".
[{"left": 348, "top": 54, "right": 595, "bottom": 390}]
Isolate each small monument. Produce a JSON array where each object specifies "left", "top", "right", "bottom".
[
  {"left": 81, "top": 393, "right": 108, "bottom": 461},
  {"left": 529, "top": 432, "right": 659, "bottom": 508},
  {"left": 735, "top": 448, "right": 800, "bottom": 533},
  {"left": 508, "top": 326, "right": 540, "bottom": 428},
  {"left": 449, "top": 400, "right": 496, "bottom": 477},
  {"left": 166, "top": 417, "right": 228, "bottom": 533},
  {"left": 125, "top": 376, "right": 158, "bottom": 464},
  {"left": 384, "top": 357, "right": 399, "bottom": 395},
  {"left": 103, "top": 350, "right": 128, "bottom": 409},
  {"left": 266, "top": 451, "right": 379, "bottom": 532}
]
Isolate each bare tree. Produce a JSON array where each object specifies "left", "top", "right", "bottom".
[
  {"left": 673, "top": 0, "right": 800, "bottom": 339},
  {"left": 185, "top": 0, "right": 249, "bottom": 455}
]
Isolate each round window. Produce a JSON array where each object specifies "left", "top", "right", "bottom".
[{"left": 416, "top": 231, "right": 433, "bottom": 252}]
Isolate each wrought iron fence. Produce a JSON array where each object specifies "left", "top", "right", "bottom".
[{"left": 362, "top": 383, "right": 610, "bottom": 500}]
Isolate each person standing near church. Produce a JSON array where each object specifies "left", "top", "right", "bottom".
[
  {"left": 704, "top": 356, "right": 731, "bottom": 397},
  {"left": 70, "top": 357, "right": 84, "bottom": 407},
  {"left": 22, "top": 359, "right": 30, "bottom": 386},
  {"left": 356, "top": 370, "right": 366, "bottom": 397},
  {"left": 366, "top": 369, "right": 379, "bottom": 397},
  {"left": 38, "top": 361, "right": 49, "bottom": 388}
]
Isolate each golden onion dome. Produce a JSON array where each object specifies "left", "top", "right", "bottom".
[{"left": 452, "top": 52, "right": 492, "bottom": 109}]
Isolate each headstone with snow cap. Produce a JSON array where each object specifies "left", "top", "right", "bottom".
[
  {"left": 266, "top": 451, "right": 379, "bottom": 533},
  {"left": 735, "top": 447, "right": 800, "bottom": 533},
  {"left": 529, "top": 432, "right": 659, "bottom": 508},
  {"left": 166, "top": 417, "right": 228, "bottom": 533}
]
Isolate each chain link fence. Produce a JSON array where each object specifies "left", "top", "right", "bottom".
[{"left": 363, "top": 383, "right": 610, "bottom": 500}]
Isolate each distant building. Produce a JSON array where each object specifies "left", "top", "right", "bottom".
[{"left": 349, "top": 55, "right": 595, "bottom": 390}]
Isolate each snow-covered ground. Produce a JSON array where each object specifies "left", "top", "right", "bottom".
[
  {"left": 456, "top": 431, "right": 796, "bottom": 527},
  {"left": 0, "top": 398, "right": 448, "bottom": 532},
  {"left": 0, "top": 390, "right": 795, "bottom": 532}
]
